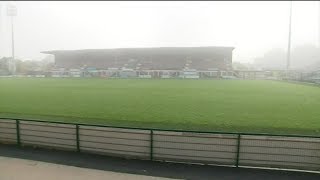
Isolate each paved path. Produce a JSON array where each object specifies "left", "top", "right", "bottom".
[
  {"left": 0, "top": 144, "right": 319, "bottom": 180},
  {"left": 0, "top": 156, "right": 174, "bottom": 180}
]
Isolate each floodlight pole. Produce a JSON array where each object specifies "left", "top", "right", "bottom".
[
  {"left": 7, "top": 4, "right": 16, "bottom": 59},
  {"left": 318, "top": 1, "right": 320, "bottom": 48},
  {"left": 6, "top": 4, "right": 17, "bottom": 75},
  {"left": 286, "top": 1, "right": 292, "bottom": 78},
  {"left": 11, "top": 15, "right": 14, "bottom": 60}
]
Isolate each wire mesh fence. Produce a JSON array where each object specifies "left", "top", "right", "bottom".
[{"left": 0, "top": 118, "right": 319, "bottom": 172}]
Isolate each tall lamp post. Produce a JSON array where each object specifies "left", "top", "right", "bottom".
[
  {"left": 6, "top": 4, "right": 17, "bottom": 75},
  {"left": 318, "top": 1, "right": 320, "bottom": 48},
  {"left": 7, "top": 4, "right": 16, "bottom": 59},
  {"left": 0, "top": 5, "right": 3, "bottom": 54},
  {"left": 286, "top": 1, "right": 292, "bottom": 78}
]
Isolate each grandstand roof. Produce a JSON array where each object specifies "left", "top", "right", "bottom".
[
  {"left": 42, "top": 46, "right": 234, "bottom": 70},
  {"left": 41, "top": 46, "right": 235, "bottom": 56}
]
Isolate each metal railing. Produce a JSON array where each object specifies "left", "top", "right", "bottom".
[{"left": 1, "top": 118, "right": 320, "bottom": 172}]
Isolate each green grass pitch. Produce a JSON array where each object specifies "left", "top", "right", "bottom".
[{"left": 0, "top": 78, "right": 319, "bottom": 135}]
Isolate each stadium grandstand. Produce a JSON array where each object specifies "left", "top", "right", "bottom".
[{"left": 42, "top": 46, "right": 235, "bottom": 78}]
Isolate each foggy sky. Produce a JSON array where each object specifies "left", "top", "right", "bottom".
[{"left": 0, "top": 1, "right": 319, "bottom": 63}]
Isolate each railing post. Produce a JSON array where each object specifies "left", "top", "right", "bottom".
[
  {"left": 235, "top": 134, "right": 241, "bottom": 167},
  {"left": 150, "top": 130, "right": 153, "bottom": 160},
  {"left": 16, "top": 120, "right": 21, "bottom": 147},
  {"left": 76, "top": 124, "right": 80, "bottom": 152}
]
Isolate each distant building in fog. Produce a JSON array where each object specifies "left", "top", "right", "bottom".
[
  {"left": 41, "top": 46, "right": 234, "bottom": 71},
  {"left": 0, "top": 57, "right": 15, "bottom": 75}
]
